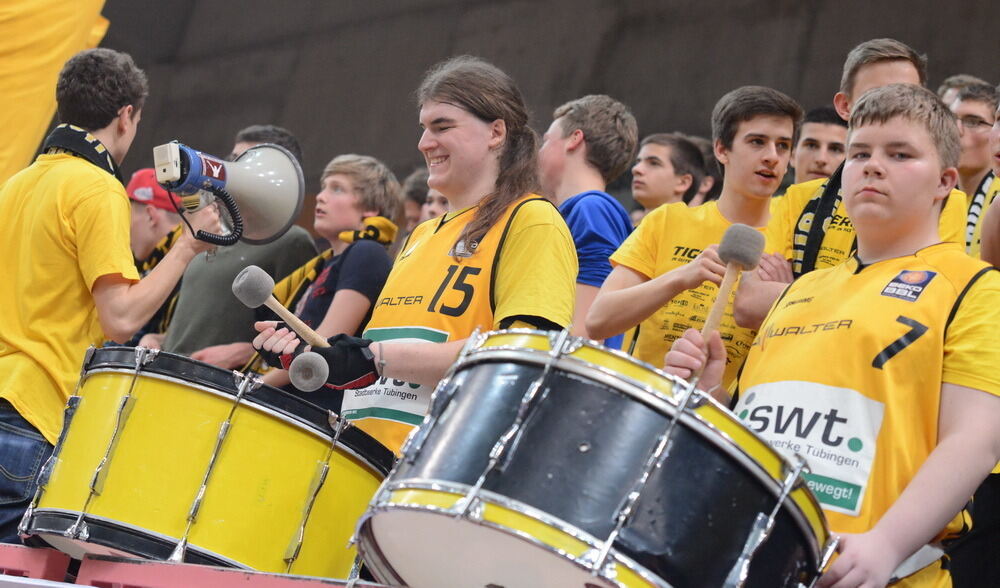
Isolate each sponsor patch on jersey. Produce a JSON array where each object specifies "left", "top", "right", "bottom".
[
  {"left": 735, "top": 381, "right": 884, "bottom": 515},
  {"left": 880, "top": 270, "right": 936, "bottom": 302}
]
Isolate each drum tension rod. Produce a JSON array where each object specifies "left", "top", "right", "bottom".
[
  {"left": 283, "top": 413, "right": 350, "bottom": 572},
  {"left": 453, "top": 329, "right": 572, "bottom": 519},
  {"left": 808, "top": 536, "right": 841, "bottom": 588},
  {"left": 19, "top": 395, "right": 83, "bottom": 538},
  {"left": 723, "top": 455, "right": 808, "bottom": 588},
  {"left": 67, "top": 347, "right": 156, "bottom": 541},
  {"left": 21, "top": 346, "right": 93, "bottom": 536},
  {"left": 401, "top": 329, "right": 484, "bottom": 464},
  {"left": 169, "top": 370, "right": 261, "bottom": 563},
  {"left": 584, "top": 377, "right": 704, "bottom": 578}
]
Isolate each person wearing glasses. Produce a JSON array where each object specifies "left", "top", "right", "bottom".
[{"left": 947, "top": 81, "right": 998, "bottom": 256}]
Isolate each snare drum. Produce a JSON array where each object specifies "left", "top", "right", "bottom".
[
  {"left": 356, "top": 330, "right": 834, "bottom": 588},
  {"left": 20, "top": 347, "right": 393, "bottom": 578}
]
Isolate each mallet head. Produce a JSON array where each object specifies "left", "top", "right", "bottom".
[
  {"left": 718, "top": 224, "right": 766, "bottom": 270},
  {"left": 232, "top": 265, "right": 276, "bottom": 308}
]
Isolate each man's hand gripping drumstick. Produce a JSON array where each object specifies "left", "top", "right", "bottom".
[{"left": 664, "top": 224, "right": 764, "bottom": 404}]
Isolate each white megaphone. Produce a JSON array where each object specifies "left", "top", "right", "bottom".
[{"left": 151, "top": 141, "right": 304, "bottom": 246}]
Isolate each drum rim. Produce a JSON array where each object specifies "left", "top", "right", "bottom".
[
  {"left": 84, "top": 347, "right": 394, "bottom": 476},
  {"left": 23, "top": 507, "right": 249, "bottom": 569},
  {"left": 455, "top": 330, "right": 830, "bottom": 553},
  {"left": 357, "top": 481, "right": 674, "bottom": 588}
]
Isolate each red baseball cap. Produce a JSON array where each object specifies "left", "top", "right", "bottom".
[{"left": 126, "top": 168, "right": 181, "bottom": 212}]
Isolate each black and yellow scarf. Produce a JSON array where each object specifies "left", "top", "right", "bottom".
[
  {"left": 41, "top": 124, "right": 123, "bottom": 184},
  {"left": 791, "top": 164, "right": 843, "bottom": 278}
]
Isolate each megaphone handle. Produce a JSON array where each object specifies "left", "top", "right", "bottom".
[
  {"left": 195, "top": 186, "right": 243, "bottom": 246},
  {"left": 262, "top": 297, "right": 330, "bottom": 348}
]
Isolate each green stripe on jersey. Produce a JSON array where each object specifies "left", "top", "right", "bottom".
[
  {"left": 342, "top": 407, "right": 424, "bottom": 425},
  {"left": 364, "top": 326, "right": 449, "bottom": 343}
]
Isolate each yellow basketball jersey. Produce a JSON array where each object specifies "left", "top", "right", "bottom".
[
  {"left": 344, "top": 195, "right": 576, "bottom": 452},
  {"left": 735, "top": 243, "right": 1000, "bottom": 548},
  {"left": 611, "top": 200, "right": 779, "bottom": 388}
]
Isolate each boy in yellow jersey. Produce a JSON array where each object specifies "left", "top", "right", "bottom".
[
  {"left": 948, "top": 82, "right": 998, "bottom": 256},
  {"left": 253, "top": 57, "right": 576, "bottom": 454},
  {"left": 587, "top": 86, "right": 801, "bottom": 388},
  {"left": 665, "top": 84, "right": 1000, "bottom": 588},
  {"left": 736, "top": 39, "right": 969, "bottom": 329},
  {"left": 0, "top": 49, "right": 217, "bottom": 542}
]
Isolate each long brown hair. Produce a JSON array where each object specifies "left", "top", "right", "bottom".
[{"left": 416, "top": 56, "right": 539, "bottom": 252}]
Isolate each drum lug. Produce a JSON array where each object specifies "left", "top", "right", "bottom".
[
  {"left": 233, "top": 370, "right": 262, "bottom": 394},
  {"left": 133, "top": 346, "right": 159, "bottom": 369},
  {"left": 580, "top": 547, "right": 618, "bottom": 581},
  {"left": 168, "top": 537, "right": 188, "bottom": 563},
  {"left": 452, "top": 495, "right": 484, "bottom": 522},
  {"left": 16, "top": 505, "right": 33, "bottom": 538},
  {"left": 77, "top": 346, "right": 97, "bottom": 386},
  {"left": 723, "top": 454, "right": 809, "bottom": 588},
  {"left": 808, "top": 536, "right": 841, "bottom": 588},
  {"left": 65, "top": 517, "right": 89, "bottom": 542}
]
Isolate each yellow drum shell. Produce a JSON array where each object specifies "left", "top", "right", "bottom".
[{"left": 32, "top": 352, "right": 387, "bottom": 578}]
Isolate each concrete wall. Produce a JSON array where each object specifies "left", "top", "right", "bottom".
[{"left": 102, "top": 0, "right": 997, "bottom": 220}]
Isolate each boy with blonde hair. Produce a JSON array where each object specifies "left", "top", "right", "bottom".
[{"left": 666, "top": 84, "right": 1000, "bottom": 588}]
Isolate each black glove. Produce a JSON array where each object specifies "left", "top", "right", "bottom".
[
  {"left": 254, "top": 326, "right": 377, "bottom": 390},
  {"left": 312, "top": 334, "right": 378, "bottom": 389}
]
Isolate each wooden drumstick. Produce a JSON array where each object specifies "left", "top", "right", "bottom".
[{"left": 232, "top": 265, "right": 329, "bottom": 349}]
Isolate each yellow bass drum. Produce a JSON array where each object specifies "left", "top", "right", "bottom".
[{"left": 20, "top": 347, "right": 393, "bottom": 578}]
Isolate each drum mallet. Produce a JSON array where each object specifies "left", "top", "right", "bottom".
[
  {"left": 232, "top": 265, "right": 330, "bottom": 391},
  {"left": 697, "top": 224, "right": 765, "bottom": 373}
]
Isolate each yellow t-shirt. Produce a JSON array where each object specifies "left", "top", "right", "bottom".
[
  {"left": 734, "top": 243, "right": 1000, "bottom": 586},
  {"left": 0, "top": 153, "right": 139, "bottom": 443},
  {"left": 344, "top": 195, "right": 577, "bottom": 452},
  {"left": 610, "top": 200, "right": 778, "bottom": 388},
  {"left": 968, "top": 172, "right": 999, "bottom": 259},
  {"left": 771, "top": 173, "right": 966, "bottom": 276}
]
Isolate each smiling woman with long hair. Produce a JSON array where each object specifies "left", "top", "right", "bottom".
[{"left": 254, "top": 56, "right": 577, "bottom": 453}]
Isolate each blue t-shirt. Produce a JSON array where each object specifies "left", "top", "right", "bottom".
[{"left": 558, "top": 190, "right": 633, "bottom": 349}]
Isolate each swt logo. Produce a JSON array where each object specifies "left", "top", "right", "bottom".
[
  {"left": 743, "top": 404, "right": 848, "bottom": 447},
  {"left": 735, "top": 381, "right": 885, "bottom": 515}
]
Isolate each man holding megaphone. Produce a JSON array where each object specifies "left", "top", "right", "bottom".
[{"left": 0, "top": 49, "right": 220, "bottom": 542}]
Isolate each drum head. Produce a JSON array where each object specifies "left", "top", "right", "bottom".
[{"left": 370, "top": 509, "right": 618, "bottom": 588}]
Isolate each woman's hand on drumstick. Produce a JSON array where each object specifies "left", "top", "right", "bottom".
[
  {"left": 816, "top": 531, "right": 899, "bottom": 588},
  {"left": 253, "top": 321, "right": 308, "bottom": 368},
  {"left": 663, "top": 328, "right": 727, "bottom": 402}
]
